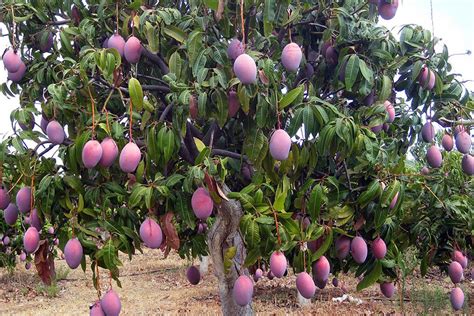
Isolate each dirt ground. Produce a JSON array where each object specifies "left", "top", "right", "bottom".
[{"left": 0, "top": 249, "right": 472, "bottom": 315}]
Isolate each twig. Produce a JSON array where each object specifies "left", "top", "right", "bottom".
[
  {"left": 38, "top": 144, "right": 56, "bottom": 158},
  {"left": 141, "top": 47, "right": 169, "bottom": 74},
  {"left": 158, "top": 102, "right": 173, "bottom": 122},
  {"left": 343, "top": 160, "right": 353, "bottom": 192},
  {"left": 31, "top": 141, "right": 52, "bottom": 155},
  {"left": 439, "top": 117, "right": 474, "bottom": 126},
  {"left": 47, "top": 19, "right": 71, "bottom": 25},
  {"left": 211, "top": 149, "right": 247, "bottom": 160}
]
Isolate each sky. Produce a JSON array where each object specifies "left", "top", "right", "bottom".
[{"left": 0, "top": 0, "right": 473, "bottom": 139}]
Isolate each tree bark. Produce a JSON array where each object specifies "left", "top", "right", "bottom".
[{"left": 207, "top": 185, "right": 253, "bottom": 316}]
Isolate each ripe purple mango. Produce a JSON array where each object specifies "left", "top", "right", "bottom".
[
  {"left": 186, "top": 266, "right": 201, "bottom": 285},
  {"left": 19, "top": 252, "right": 27, "bottom": 262},
  {"left": 7, "top": 61, "right": 27, "bottom": 82},
  {"left": 233, "top": 53, "right": 257, "bottom": 84},
  {"left": 29, "top": 208, "right": 42, "bottom": 231},
  {"left": 99, "top": 137, "right": 118, "bottom": 168},
  {"left": 450, "top": 287, "right": 464, "bottom": 311},
  {"left": 25, "top": 262, "right": 32, "bottom": 270},
  {"left": 227, "top": 39, "right": 244, "bottom": 60},
  {"left": 452, "top": 250, "right": 468, "bottom": 269},
  {"left": 119, "top": 142, "right": 141, "bottom": 173},
  {"left": 3, "top": 236, "right": 10, "bottom": 246},
  {"left": 380, "top": 282, "right": 395, "bottom": 298},
  {"left": 325, "top": 46, "right": 338, "bottom": 65},
  {"left": 314, "top": 278, "right": 328, "bottom": 289},
  {"left": 232, "top": 275, "right": 254, "bottom": 306},
  {"left": 16, "top": 186, "right": 32, "bottom": 214},
  {"left": 351, "top": 236, "right": 368, "bottom": 264},
  {"left": 442, "top": 134, "right": 454, "bottom": 151},
  {"left": 312, "top": 256, "right": 330, "bottom": 282},
  {"left": 254, "top": 268, "right": 263, "bottom": 280},
  {"left": 46, "top": 120, "right": 65, "bottom": 145},
  {"left": 82, "top": 140, "right": 103, "bottom": 169},
  {"left": 3, "top": 48, "right": 22, "bottom": 73},
  {"left": 197, "top": 222, "right": 207, "bottom": 234},
  {"left": 296, "top": 272, "right": 316, "bottom": 299},
  {"left": 40, "top": 116, "right": 49, "bottom": 134},
  {"left": 371, "top": 124, "right": 383, "bottom": 133},
  {"left": 421, "top": 122, "right": 435, "bottom": 143},
  {"left": 139, "top": 218, "right": 163, "bottom": 249},
  {"left": 228, "top": 90, "right": 240, "bottom": 118},
  {"left": 455, "top": 131, "right": 471, "bottom": 154},
  {"left": 426, "top": 145, "right": 442, "bottom": 168},
  {"left": 332, "top": 277, "right": 339, "bottom": 287},
  {"left": 39, "top": 32, "right": 54, "bottom": 53},
  {"left": 269, "top": 129, "right": 292, "bottom": 161},
  {"left": 453, "top": 125, "right": 465, "bottom": 137},
  {"left": 378, "top": 0, "right": 398, "bottom": 20},
  {"left": 384, "top": 101, "right": 395, "bottom": 123},
  {"left": 372, "top": 237, "right": 387, "bottom": 259},
  {"left": 421, "top": 166, "right": 430, "bottom": 175},
  {"left": 269, "top": 251, "right": 287, "bottom": 278},
  {"left": 191, "top": 188, "right": 213, "bottom": 220},
  {"left": 64, "top": 237, "right": 83, "bottom": 269},
  {"left": 335, "top": 235, "right": 351, "bottom": 259},
  {"left": 448, "top": 261, "right": 463, "bottom": 284},
  {"left": 281, "top": 43, "right": 302, "bottom": 72},
  {"left": 108, "top": 33, "right": 126, "bottom": 57},
  {"left": 189, "top": 94, "right": 198, "bottom": 119},
  {"left": 101, "top": 289, "right": 121, "bottom": 316},
  {"left": 4, "top": 203, "right": 18, "bottom": 225},
  {"left": 124, "top": 36, "right": 142, "bottom": 63},
  {"left": 90, "top": 301, "right": 105, "bottom": 316},
  {"left": 23, "top": 227, "right": 40, "bottom": 254},
  {"left": 418, "top": 67, "right": 436, "bottom": 90},
  {"left": 0, "top": 188, "right": 10, "bottom": 209},
  {"left": 389, "top": 192, "right": 399, "bottom": 209},
  {"left": 461, "top": 154, "right": 473, "bottom": 176}
]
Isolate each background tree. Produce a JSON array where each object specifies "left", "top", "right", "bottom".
[{"left": 0, "top": 0, "right": 472, "bottom": 315}]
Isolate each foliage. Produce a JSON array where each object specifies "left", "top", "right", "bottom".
[{"left": 0, "top": 0, "right": 472, "bottom": 303}]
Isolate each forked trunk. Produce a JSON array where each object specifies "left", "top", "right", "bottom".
[{"left": 207, "top": 185, "right": 253, "bottom": 316}]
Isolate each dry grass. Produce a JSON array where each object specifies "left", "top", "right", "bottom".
[{"left": 0, "top": 249, "right": 471, "bottom": 315}]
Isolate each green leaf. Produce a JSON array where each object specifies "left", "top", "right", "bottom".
[
  {"left": 169, "top": 51, "right": 183, "bottom": 80},
  {"left": 273, "top": 176, "right": 290, "bottom": 212},
  {"left": 242, "top": 128, "right": 268, "bottom": 168},
  {"left": 308, "top": 184, "right": 323, "bottom": 220},
  {"left": 204, "top": 0, "right": 218, "bottom": 10},
  {"left": 379, "top": 75, "right": 392, "bottom": 101},
  {"left": 345, "top": 55, "right": 360, "bottom": 91},
  {"left": 187, "top": 30, "right": 203, "bottom": 67},
  {"left": 279, "top": 85, "right": 303, "bottom": 110},
  {"left": 356, "top": 261, "right": 382, "bottom": 291},
  {"left": 162, "top": 26, "right": 186, "bottom": 43},
  {"left": 244, "top": 247, "right": 261, "bottom": 267},
  {"left": 224, "top": 246, "right": 236, "bottom": 274},
  {"left": 128, "top": 78, "right": 143, "bottom": 111},
  {"left": 310, "top": 228, "right": 333, "bottom": 261},
  {"left": 240, "top": 215, "right": 260, "bottom": 248},
  {"left": 359, "top": 59, "right": 374, "bottom": 84}
]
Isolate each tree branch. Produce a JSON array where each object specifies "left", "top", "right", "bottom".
[
  {"left": 159, "top": 102, "right": 173, "bottom": 122},
  {"left": 47, "top": 19, "right": 71, "bottom": 25},
  {"left": 211, "top": 149, "right": 247, "bottom": 161},
  {"left": 185, "top": 121, "right": 199, "bottom": 161},
  {"left": 38, "top": 144, "right": 56, "bottom": 158},
  {"left": 439, "top": 117, "right": 474, "bottom": 126},
  {"left": 141, "top": 46, "right": 170, "bottom": 74}
]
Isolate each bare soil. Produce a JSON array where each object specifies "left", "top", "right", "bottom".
[{"left": 0, "top": 249, "right": 472, "bottom": 315}]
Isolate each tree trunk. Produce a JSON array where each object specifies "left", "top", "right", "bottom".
[{"left": 207, "top": 185, "right": 253, "bottom": 316}]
